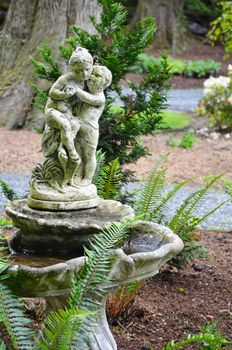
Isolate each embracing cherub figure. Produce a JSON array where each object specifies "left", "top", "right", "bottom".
[
  {"left": 74, "top": 65, "right": 112, "bottom": 185},
  {"left": 41, "top": 47, "right": 93, "bottom": 189}
]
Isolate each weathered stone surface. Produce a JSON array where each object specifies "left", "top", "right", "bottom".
[
  {"left": 8, "top": 221, "right": 183, "bottom": 350},
  {"left": 28, "top": 48, "right": 112, "bottom": 211},
  {"left": 6, "top": 199, "right": 135, "bottom": 256}
]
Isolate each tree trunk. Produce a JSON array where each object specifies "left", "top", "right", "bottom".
[
  {"left": 0, "top": 0, "right": 101, "bottom": 129},
  {"left": 131, "top": 0, "right": 185, "bottom": 49}
]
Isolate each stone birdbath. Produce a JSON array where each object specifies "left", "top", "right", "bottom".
[{"left": 5, "top": 46, "right": 184, "bottom": 349}]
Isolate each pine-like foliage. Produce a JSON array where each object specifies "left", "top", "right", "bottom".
[
  {"left": 32, "top": 0, "right": 171, "bottom": 165},
  {"left": 37, "top": 220, "right": 130, "bottom": 349},
  {"left": 163, "top": 321, "right": 230, "bottom": 349},
  {"left": 134, "top": 162, "right": 229, "bottom": 267}
]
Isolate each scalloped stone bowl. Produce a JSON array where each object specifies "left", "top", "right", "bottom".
[{"left": 9, "top": 220, "right": 183, "bottom": 350}]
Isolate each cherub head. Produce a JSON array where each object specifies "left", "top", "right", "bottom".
[
  {"left": 69, "top": 47, "right": 93, "bottom": 81},
  {"left": 87, "top": 65, "right": 112, "bottom": 93}
]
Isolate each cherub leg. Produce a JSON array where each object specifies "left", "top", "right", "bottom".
[{"left": 48, "top": 109, "right": 80, "bottom": 163}]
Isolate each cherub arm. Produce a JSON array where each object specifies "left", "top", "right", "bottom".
[
  {"left": 75, "top": 87, "right": 105, "bottom": 107},
  {"left": 49, "top": 75, "right": 70, "bottom": 100}
]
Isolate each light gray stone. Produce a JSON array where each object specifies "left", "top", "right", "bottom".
[
  {"left": 29, "top": 47, "right": 112, "bottom": 211},
  {"left": 6, "top": 199, "right": 135, "bottom": 256}
]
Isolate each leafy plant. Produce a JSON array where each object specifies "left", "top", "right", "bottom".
[
  {"left": 133, "top": 54, "right": 221, "bottom": 78},
  {"left": 180, "top": 131, "right": 196, "bottom": 149},
  {"left": 32, "top": 0, "right": 171, "bottom": 166},
  {"left": 200, "top": 70, "right": 232, "bottom": 130},
  {"left": 208, "top": 1, "right": 232, "bottom": 57},
  {"left": 167, "top": 131, "right": 196, "bottom": 149},
  {"left": 162, "top": 321, "right": 230, "bottom": 349},
  {"left": 134, "top": 161, "right": 228, "bottom": 267},
  {"left": 167, "top": 136, "right": 180, "bottom": 147}
]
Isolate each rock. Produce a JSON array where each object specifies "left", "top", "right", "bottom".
[
  {"left": 192, "top": 263, "right": 204, "bottom": 271},
  {"left": 209, "top": 132, "right": 220, "bottom": 140},
  {"left": 188, "top": 21, "right": 208, "bottom": 35},
  {"left": 225, "top": 133, "right": 231, "bottom": 139},
  {"left": 196, "top": 127, "right": 209, "bottom": 137}
]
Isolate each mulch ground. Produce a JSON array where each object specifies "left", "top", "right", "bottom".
[{"left": 113, "top": 230, "right": 232, "bottom": 349}]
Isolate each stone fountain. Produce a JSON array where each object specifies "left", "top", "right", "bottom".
[{"left": 5, "top": 47, "right": 183, "bottom": 350}]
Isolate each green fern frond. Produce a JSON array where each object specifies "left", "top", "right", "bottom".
[
  {"left": 134, "top": 154, "right": 169, "bottom": 219},
  {"left": 0, "top": 283, "right": 35, "bottom": 350},
  {"left": 150, "top": 179, "right": 190, "bottom": 223},
  {"left": 36, "top": 308, "right": 94, "bottom": 350},
  {"left": 162, "top": 321, "right": 230, "bottom": 349},
  {"left": 92, "top": 150, "right": 106, "bottom": 188},
  {"left": 135, "top": 168, "right": 166, "bottom": 220},
  {"left": 168, "top": 175, "right": 223, "bottom": 233},
  {"left": 97, "top": 158, "right": 122, "bottom": 200},
  {"left": 0, "top": 179, "right": 19, "bottom": 201}
]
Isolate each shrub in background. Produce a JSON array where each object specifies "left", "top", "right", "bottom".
[
  {"left": 199, "top": 65, "right": 232, "bottom": 130},
  {"left": 133, "top": 54, "right": 221, "bottom": 78},
  {"left": 31, "top": 0, "right": 171, "bottom": 166}
]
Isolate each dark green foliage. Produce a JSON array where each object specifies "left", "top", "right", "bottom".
[
  {"left": 31, "top": 46, "right": 61, "bottom": 81},
  {"left": 32, "top": 85, "right": 49, "bottom": 112},
  {"left": 0, "top": 179, "right": 19, "bottom": 201},
  {"left": 162, "top": 321, "right": 230, "bottom": 349},
  {"left": 32, "top": 0, "right": 171, "bottom": 165}
]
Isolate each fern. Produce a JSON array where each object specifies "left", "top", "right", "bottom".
[
  {"left": 0, "top": 179, "right": 19, "bottom": 201},
  {"left": 162, "top": 321, "right": 230, "bottom": 349},
  {"left": 0, "top": 284, "right": 35, "bottom": 350},
  {"left": 151, "top": 179, "right": 190, "bottom": 223},
  {"left": 92, "top": 150, "right": 106, "bottom": 189},
  {"left": 167, "top": 175, "right": 223, "bottom": 234},
  {"left": 97, "top": 158, "right": 123, "bottom": 200},
  {"left": 134, "top": 154, "right": 169, "bottom": 219},
  {"left": 37, "top": 220, "right": 130, "bottom": 349}
]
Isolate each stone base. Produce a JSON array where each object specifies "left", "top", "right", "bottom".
[
  {"left": 6, "top": 199, "right": 134, "bottom": 256},
  {"left": 28, "top": 180, "right": 99, "bottom": 211},
  {"left": 27, "top": 196, "right": 100, "bottom": 211}
]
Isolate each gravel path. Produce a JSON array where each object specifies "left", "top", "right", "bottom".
[{"left": 1, "top": 172, "right": 231, "bottom": 231}]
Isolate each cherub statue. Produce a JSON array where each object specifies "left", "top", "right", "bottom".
[
  {"left": 41, "top": 47, "right": 94, "bottom": 189},
  {"left": 29, "top": 47, "right": 112, "bottom": 210}
]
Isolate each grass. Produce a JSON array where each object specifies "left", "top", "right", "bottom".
[{"left": 162, "top": 111, "right": 193, "bottom": 130}]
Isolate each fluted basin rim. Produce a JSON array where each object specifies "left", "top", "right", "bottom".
[{"left": 9, "top": 221, "right": 184, "bottom": 297}]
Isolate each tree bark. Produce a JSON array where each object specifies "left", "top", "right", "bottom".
[
  {"left": 0, "top": 0, "right": 101, "bottom": 129},
  {"left": 131, "top": 0, "right": 185, "bottom": 49}
]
